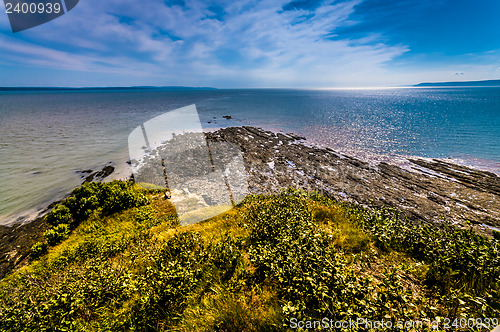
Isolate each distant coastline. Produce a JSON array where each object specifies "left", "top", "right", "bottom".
[
  {"left": 0, "top": 86, "right": 217, "bottom": 92},
  {"left": 414, "top": 79, "right": 500, "bottom": 87}
]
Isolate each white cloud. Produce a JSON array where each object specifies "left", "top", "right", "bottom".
[{"left": 0, "top": 0, "right": 412, "bottom": 87}]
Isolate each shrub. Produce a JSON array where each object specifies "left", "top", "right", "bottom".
[
  {"left": 45, "top": 205, "right": 72, "bottom": 226},
  {"left": 42, "top": 181, "right": 152, "bottom": 250},
  {"left": 68, "top": 181, "right": 150, "bottom": 221},
  {"left": 245, "top": 195, "right": 380, "bottom": 321},
  {"left": 44, "top": 224, "right": 71, "bottom": 246},
  {"left": 358, "top": 205, "right": 500, "bottom": 315},
  {"left": 29, "top": 242, "right": 48, "bottom": 260}
]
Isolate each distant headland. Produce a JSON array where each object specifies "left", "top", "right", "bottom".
[
  {"left": 414, "top": 79, "right": 500, "bottom": 87},
  {"left": 0, "top": 86, "right": 217, "bottom": 92}
]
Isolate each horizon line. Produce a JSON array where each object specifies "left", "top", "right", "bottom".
[{"left": 1, "top": 78, "right": 500, "bottom": 91}]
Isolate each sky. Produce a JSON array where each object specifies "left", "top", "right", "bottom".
[{"left": 0, "top": 0, "right": 499, "bottom": 88}]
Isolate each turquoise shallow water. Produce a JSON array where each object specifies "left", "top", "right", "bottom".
[{"left": 0, "top": 87, "right": 499, "bottom": 224}]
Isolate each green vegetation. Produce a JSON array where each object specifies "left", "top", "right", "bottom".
[
  {"left": 39, "top": 181, "right": 150, "bottom": 249},
  {"left": 29, "top": 242, "right": 47, "bottom": 260},
  {"left": 1, "top": 183, "right": 499, "bottom": 331}
]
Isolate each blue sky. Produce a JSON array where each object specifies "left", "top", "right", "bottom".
[{"left": 0, "top": 0, "right": 499, "bottom": 87}]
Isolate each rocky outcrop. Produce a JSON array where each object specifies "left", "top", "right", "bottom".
[
  {"left": 82, "top": 165, "right": 115, "bottom": 183},
  {"left": 207, "top": 126, "right": 500, "bottom": 234}
]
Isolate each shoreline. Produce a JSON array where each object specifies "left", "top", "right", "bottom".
[
  {"left": 0, "top": 167, "right": 118, "bottom": 278},
  {"left": 0, "top": 164, "right": 121, "bottom": 227},
  {"left": 1, "top": 125, "right": 499, "bottom": 278},
  {"left": 3, "top": 125, "right": 499, "bottom": 230},
  {"left": 207, "top": 126, "right": 499, "bottom": 232},
  {"left": 287, "top": 125, "right": 500, "bottom": 177},
  {"left": 0, "top": 143, "right": 135, "bottom": 227}
]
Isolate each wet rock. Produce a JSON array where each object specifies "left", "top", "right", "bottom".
[
  {"left": 208, "top": 126, "right": 499, "bottom": 235},
  {"left": 409, "top": 159, "right": 500, "bottom": 196},
  {"left": 0, "top": 217, "right": 49, "bottom": 279},
  {"left": 83, "top": 165, "right": 115, "bottom": 183}
]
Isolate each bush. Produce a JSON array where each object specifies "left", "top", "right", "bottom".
[
  {"left": 358, "top": 206, "right": 500, "bottom": 316},
  {"left": 67, "top": 181, "right": 150, "bottom": 221},
  {"left": 44, "top": 224, "right": 70, "bottom": 246},
  {"left": 29, "top": 242, "right": 48, "bottom": 260},
  {"left": 245, "top": 195, "right": 384, "bottom": 321},
  {"left": 42, "top": 181, "right": 152, "bottom": 250},
  {"left": 45, "top": 205, "right": 72, "bottom": 226}
]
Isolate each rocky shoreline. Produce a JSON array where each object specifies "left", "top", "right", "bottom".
[
  {"left": 0, "top": 167, "right": 115, "bottom": 279},
  {"left": 1, "top": 126, "right": 499, "bottom": 278},
  {"left": 207, "top": 126, "right": 499, "bottom": 232}
]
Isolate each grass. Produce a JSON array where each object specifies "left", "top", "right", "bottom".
[{"left": 0, "top": 183, "right": 498, "bottom": 331}]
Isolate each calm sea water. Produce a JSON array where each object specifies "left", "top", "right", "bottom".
[{"left": 1, "top": 88, "right": 499, "bottom": 225}]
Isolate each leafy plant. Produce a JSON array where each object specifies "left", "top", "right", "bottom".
[
  {"left": 45, "top": 205, "right": 72, "bottom": 226},
  {"left": 1, "top": 186, "right": 498, "bottom": 331},
  {"left": 44, "top": 223, "right": 71, "bottom": 245},
  {"left": 29, "top": 242, "right": 48, "bottom": 260}
]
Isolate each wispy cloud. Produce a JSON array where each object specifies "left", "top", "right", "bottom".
[{"left": 0, "top": 0, "right": 498, "bottom": 87}]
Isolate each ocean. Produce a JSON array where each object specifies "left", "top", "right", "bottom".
[{"left": 0, "top": 87, "right": 499, "bottom": 225}]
